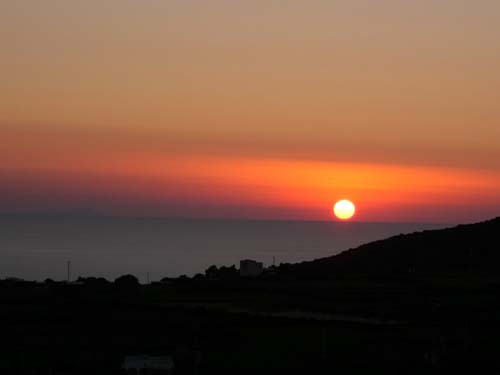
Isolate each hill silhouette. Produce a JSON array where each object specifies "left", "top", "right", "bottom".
[
  {"left": 2, "top": 218, "right": 500, "bottom": 374},
  {"left": 287, "top": 217, "right": 500, "bottom": 280}
]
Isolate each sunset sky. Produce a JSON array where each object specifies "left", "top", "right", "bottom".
[{"left": 2, "top": 1, "right": 500, "bottom": 222}]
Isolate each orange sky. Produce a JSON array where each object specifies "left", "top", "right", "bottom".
[{"left": 1, "top": 1, "right": 500, "bottom": 222}]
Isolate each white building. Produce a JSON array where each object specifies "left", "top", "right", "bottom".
[
  {"left": 123, "top": 355, "right": 174, "bottom": 374},
  {"left": 239, "top": 259, "right": 264, "bottom": 277}
]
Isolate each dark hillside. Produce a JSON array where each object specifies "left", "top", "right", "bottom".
[{"left": 288, "top": 217, "right": 500, "bottom": 280}]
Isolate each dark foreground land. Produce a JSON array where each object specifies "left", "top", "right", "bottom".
[{"left": 2, "top": 218, "right": 500, "bottom": 374}]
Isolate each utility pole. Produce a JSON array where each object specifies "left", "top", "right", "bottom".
[
  {"left": 67, "top": 261, "right": 71, "bottom": 282},
  {"left": 146, "top": 272, "right": 150, "bottom": 284}
]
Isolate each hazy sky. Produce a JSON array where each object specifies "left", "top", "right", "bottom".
[{"left": 2, "top": 1, "right": 500, "bottom": 222}]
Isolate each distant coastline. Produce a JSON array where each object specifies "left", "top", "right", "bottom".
[{"left": 0, "top": 214, "right": 448, "bottom": 282}]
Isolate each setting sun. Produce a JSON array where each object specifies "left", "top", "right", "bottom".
[{"left": 333, "top": 200, "right": 356, "bottom": 220}]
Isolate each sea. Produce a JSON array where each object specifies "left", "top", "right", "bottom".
[{"left": 0, "top": 215, "right": 447, "bottom": 282}]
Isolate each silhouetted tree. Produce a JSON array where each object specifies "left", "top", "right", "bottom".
[
  {"left": 203, "top": 264, "right": 239, "bottom": 280},
  {"left": 218, "top": 265, "right": 238, "bottom": 280},
  {"left": 77, "top": 276, "right": 110, "bottom": 288},
  {"left": 160, "top": 277, "right": 174, "bottom": 284},
  {"left": 192, "top": 273, "right": 205, "bottom": 281},
  {"left": 114, "top": 274, "right": 139, "bottom": 288},
  {"left": 205, "top": 265, "right": 219, "bottom": 279}
]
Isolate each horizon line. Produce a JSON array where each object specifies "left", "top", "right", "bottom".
[{"left": 0, "top": 211, "right": 461, "bottom": 226}]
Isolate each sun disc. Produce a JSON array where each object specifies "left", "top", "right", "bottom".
[{"left": 333, "top": 199, "right": 355, "bottom": 220}]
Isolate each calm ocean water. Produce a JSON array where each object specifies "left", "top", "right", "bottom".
[{"left": 0, "top": 216, "right": 446, "bottom": 282}]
